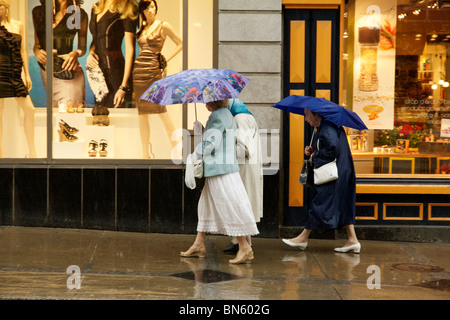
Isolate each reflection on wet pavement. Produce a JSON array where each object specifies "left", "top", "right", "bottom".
[{"left": 0, "top": 226, "right": 449, "bottom": 300}]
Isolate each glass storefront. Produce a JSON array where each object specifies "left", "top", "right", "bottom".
[
  {"left": 344, "top": 0, "right": 450, "bottom": 177},
  {"left": 1, "top": 0, "right": 213, "bottom": 161}
]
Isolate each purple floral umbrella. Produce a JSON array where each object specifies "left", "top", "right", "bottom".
[{"left": 140, "top": 68, "right": 249, "bottom": 106}]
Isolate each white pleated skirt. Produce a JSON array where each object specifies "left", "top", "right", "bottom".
[{"left": 197, "top": 172, "right": 259, "bottom": 237}]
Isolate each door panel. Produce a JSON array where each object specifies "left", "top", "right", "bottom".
[{"left": 283, "top": 9, "right": 340, "bottom": 226}]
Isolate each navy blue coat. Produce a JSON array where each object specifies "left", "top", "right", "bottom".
[{"left": 306, "top": 120, "right": 356, "bottom": 229}]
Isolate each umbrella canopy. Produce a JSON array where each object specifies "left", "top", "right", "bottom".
[
  {"left": 140, "top": 68, "right": 249, "bottom": 106},
  {"left": 272, "top": 95, "right": 368, "bottom": 130}
]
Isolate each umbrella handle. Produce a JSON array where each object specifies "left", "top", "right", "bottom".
[{"left": 194, "top": 103, "right": 197, "bottom": 121}]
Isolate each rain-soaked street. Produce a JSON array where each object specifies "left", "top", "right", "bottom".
[{"left": 0, "top": 226, "right": 449, "bottom": 303}]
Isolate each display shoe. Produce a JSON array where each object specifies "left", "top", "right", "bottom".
[
  {"left": 334, "top": 242, "right": 361, "bottom": 254},
  {"left": 67, "top": 101, "right": 75, "bottom": 113},
  {"left": 58, "top": 100, "right": 67, "bottom": 113},
  {"left": 88, "top": 140, "right": 98, "bottom": 157},
  {"left": 180, "top": 244, "right": 206, "bottom": 258},
  {"left": 99, "top": 139, "right": 108, "bottom": 157},
  {"left": 58, "top": 120, "right": 79, "bottom": 134},
  {"left": 229, "top": 247, "right": 254, "bottom": 264},
  {"left": 76, "top": 101, "right": 85, "bottom": 113},
  {"left": 58, "top": 129, "right": 78, "bottom": 142},
  {"left": 282, "top": 239, "right": 308, "bottom": 250}
]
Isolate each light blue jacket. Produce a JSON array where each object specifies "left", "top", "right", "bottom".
[{"left": 195, "top": 108, "right": 239, "bottom": 177}]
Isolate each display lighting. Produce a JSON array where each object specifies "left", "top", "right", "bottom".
[
  {"left": 443, "top": 82, "right": 450, "bottom": 88},
  {"left": 427, "top": 1, "right": 439, "bottom": 9},
  {"left": 432, "top": 84, "right": 438, "bottom": 90},
  {"left": 412, "top": 9, "right": 421, "bottom": 15},
  {"left": 398, "top": 12, "right": 407, "bottom": 20}
]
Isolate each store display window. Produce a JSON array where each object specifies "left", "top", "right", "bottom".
[
  {"left": 344, "top": 0, "right": 450, "bottom": 176},
  {"left": 0, "top": 0, "right": 213, "bottom": 162}
]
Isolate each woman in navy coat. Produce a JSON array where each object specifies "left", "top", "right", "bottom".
[{"left": 282, "top": 108, "right": 361, "bottom": 253}]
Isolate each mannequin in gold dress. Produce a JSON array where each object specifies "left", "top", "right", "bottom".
[{"left": 133, "top": 0, "right": 182, "bottom": 158}]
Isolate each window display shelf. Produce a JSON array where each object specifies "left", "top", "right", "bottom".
[{"left": 54, "top": 112, "right": 115, "bottom": 158}]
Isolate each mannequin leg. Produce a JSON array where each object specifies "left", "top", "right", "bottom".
[
  {"left": 16, "top": 96, "right": 36, "bottom": 158},
  {"left": 0, "top": 99, "right": 4, "bottom": 157},
  {"left": 139, "top": 114, "right": 151, "bottom": 158},
  {"left": 159, "top": 112, "right": 180, "bottom": 159},
  {"left": 158, "top": 112, "right": 177, "bottom": 148}
]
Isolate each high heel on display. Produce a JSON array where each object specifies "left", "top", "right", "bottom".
[
  {"left": 58, "top": 120, "right": 79, "bottom": 134},
  {"left": 89, "top": 140, "right": 98, "bottom": 157},
  {"left": 76, "top": 101, "right": 85, "bottom": 113},
  {"left": 99, "top": 139, "right": 108, "bottom": 157},
  {"left": 58, "top": 129, "right": 78, "bottom": 142},
  {"left": 67, "top": 100, "right": 75, "bottom": 113}
]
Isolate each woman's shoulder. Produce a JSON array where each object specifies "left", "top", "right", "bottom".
[
  {"left": 10, "top": 20, "right": 23, "bottom": 34},
  {"left": 207, "top": 108, "right": 232, "bottom": 125},
  {"left": 214, "top": 107, "right": 233, "bottom": 118},
  {"left": 78, "top": 7, "right": 89, "bottom": 17},
  {"left": 160, "top": 20, "right": 173, "bottom": 30},
  {"left": 321, "top": 119, "right": 339, "bottom": 132},
  {"left": 32, "top": 5, "right": 44, "bottom": 15}
]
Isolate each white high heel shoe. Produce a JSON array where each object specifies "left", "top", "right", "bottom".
[
  {"left": 282, "top": 239, "right": 308, "bottom": 250},
  {"left": 334, "top": 242, "right": 361, "bottom": 254}
]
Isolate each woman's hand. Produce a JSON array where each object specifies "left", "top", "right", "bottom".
[
  {"left": 25, "top": 74, "right": 32, "bottom": 91},
  {"left": 305, "top": 146, "right": 314, "bottom": 157},
  {"left": 193, "top": 120, "right": 203, "bottom": 135},
  {"left": 62, "top": 50, "right": 81, "bottom": 71},
  {"left": 86, "top": 52, "right": 99, "bottom": 69},
  {"left": 35, "top": 49, "right": 47, "bottom": 66},
  {"left": 113, "top": 88, "right": 126, "bottom": 108}
]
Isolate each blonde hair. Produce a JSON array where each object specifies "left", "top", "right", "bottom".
[
  {"left": 0, "top": 0, "right": 10, "bottom": 23},
  {"left": 206, "top": 99, "right": 228, "bottom": 111},
  {"left": 94, "top": 0, "right": 138, "bottom": 20}
]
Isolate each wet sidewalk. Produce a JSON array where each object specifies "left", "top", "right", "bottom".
[{"left": 0, "top": 226, "right": 449, "bottom": 300}]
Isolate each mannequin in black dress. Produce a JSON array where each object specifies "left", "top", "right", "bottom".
[
  {"left": 86, "top": 0, "right": 138, "bottom": 108},
  {"left": 0, "top": 0, "right": 37, "bottom": 158},
  {"left": 32, "top": 0, "right": 88, "bottom": 108}
]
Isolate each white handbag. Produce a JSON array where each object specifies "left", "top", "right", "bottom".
[
  {"left": 185, "top": 153, "right": 204, "bottom": 190},
  {"left": 313, "top": 139, "right": 338, "bottom": 185}
]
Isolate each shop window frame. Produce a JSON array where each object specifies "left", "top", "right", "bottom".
[{"left": 0, "top": 0, "right": 218, "bottom": 167}]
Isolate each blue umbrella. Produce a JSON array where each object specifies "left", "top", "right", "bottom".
[
  {"left": 140, "top": 68, "right": 249, "bottom": 106},
  {"left": 272, "top": 95, "right": 368, "bottom": 130}
]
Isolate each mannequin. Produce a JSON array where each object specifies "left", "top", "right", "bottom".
[
  {"left": 32, "top": 0, "right": 88, "bottom": 108},
  {"left": 87, "top": 0, "right": 138, "bottom": 108},
  {"left": 0, "top": 0, "right": 37, "bottom": 158},
  {"left": 133, "top": 0, "right": 182, "bottom": 158}
]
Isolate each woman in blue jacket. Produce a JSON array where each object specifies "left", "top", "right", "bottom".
[{"left": 181, "top": 99, "right": 259, "bottom": 264}]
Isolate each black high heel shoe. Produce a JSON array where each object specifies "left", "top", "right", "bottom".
[
  {"left": 58, "top": 119, "right": 79, "bottom": 134},
  {"left": 58, "top": 129, "right": 78, "bottom": 142}
]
